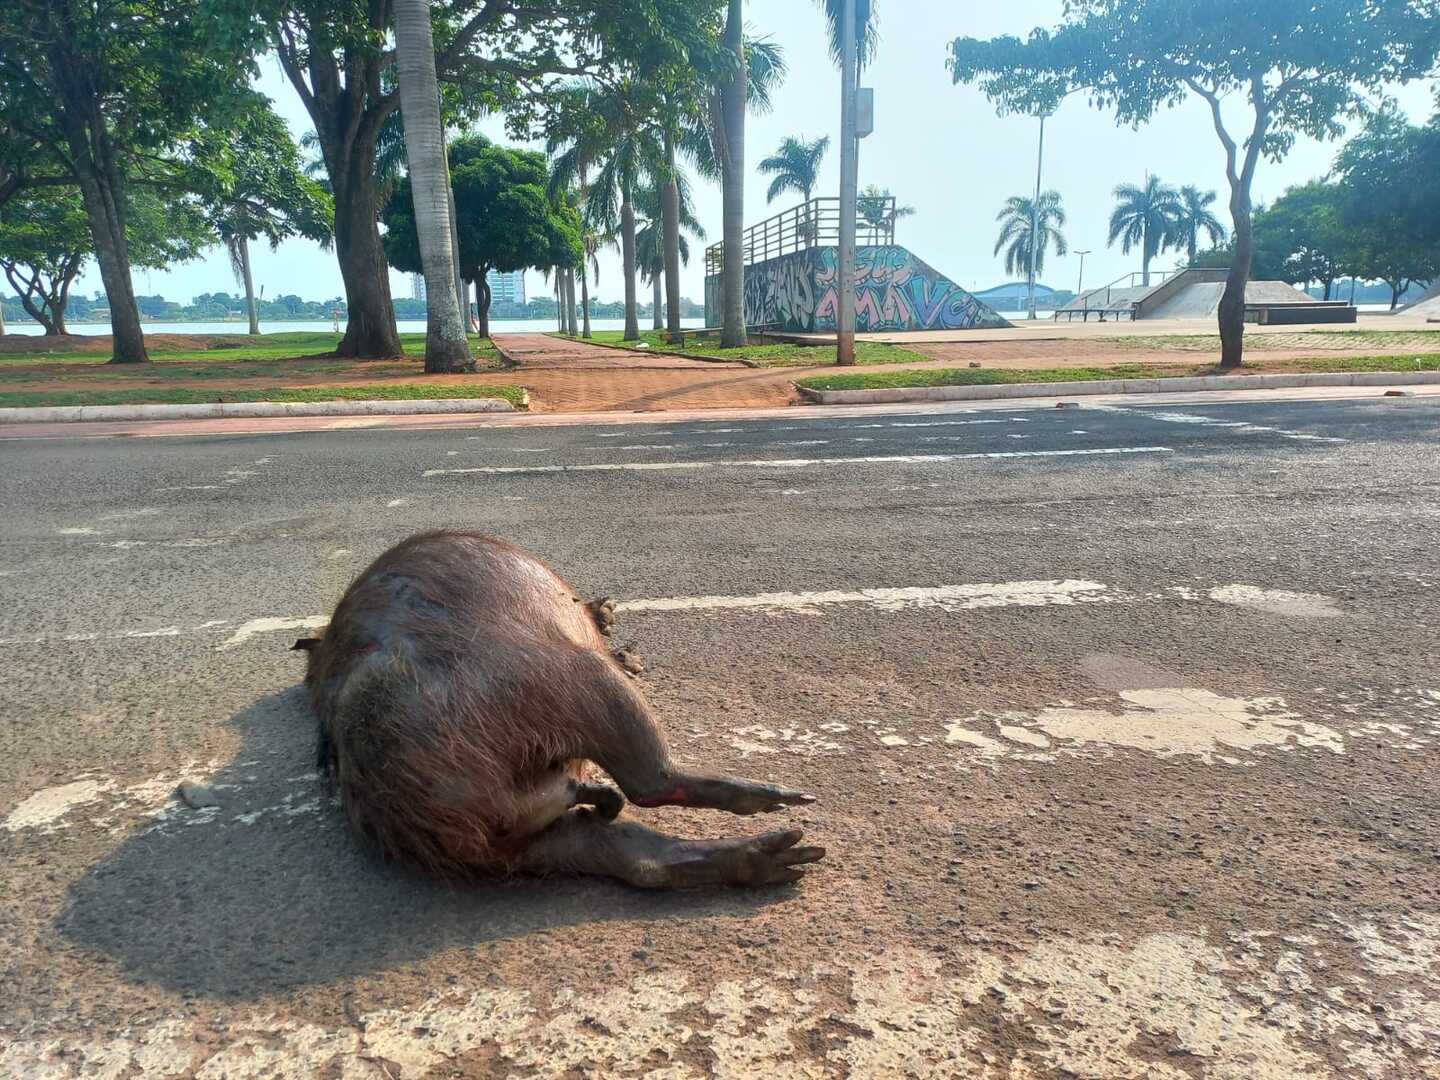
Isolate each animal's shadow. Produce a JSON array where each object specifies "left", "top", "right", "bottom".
[{"left": 57, "top": 687, "right": 784, "bottom": 1000}]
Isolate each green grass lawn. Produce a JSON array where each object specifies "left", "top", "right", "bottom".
[
  {"left": 794, "top": 353, "right": 1440, "bottom": 392},
  {"left": 579, "top": 329, "right": 928, "bottom": 367},
  {"left": 0, "top": 332, "right": 502, "bottom": 369},
  {"left": 1112, "top": 329, "right": 1440, "bottom": 352},
  {"left": 0, "top": 382, "right": 527, "bottom": 409}
]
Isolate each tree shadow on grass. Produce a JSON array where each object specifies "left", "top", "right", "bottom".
[{"left": 56, "top": 686, "right": 786, "bottom": 1000}]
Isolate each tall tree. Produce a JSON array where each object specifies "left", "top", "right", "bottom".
[
  {"left": 637, "top": 177, "right": 702, "bottom": 330},
  {"left": 383, "top": 136, "right": 581, "bottom": 339},
  {"left": 0, "top": 0, "right": 259, "bottom": 362},
  {"left": 269, "top": 0, "right": 719, "bottom": 359},
  {"left": 758, "top": 136, "right": 831, "bottom": 206},
  {"left": 1250, "top": 181, "right": 1351, "bottom": 298},
  {"left": 1174, "top": 185, "right": 1227, "bottom": 266},
  {"left": 205, "top": 99, "right": 331, "bottom": 336},
  {"left": 1107, "top": 177, "right": 1182, "bottom": 286},
  {"left": 948, "top": 0, "right": 1440, "bottom": 368},
  {"left": 393, "top": 0, "right": 471, "bottom": 371},
  {"left": 1334, "top": 104, "right": 1440, "bottom": 308},
  {"left": 993, "top": 192, "right": 1067, "bottom": 280}
]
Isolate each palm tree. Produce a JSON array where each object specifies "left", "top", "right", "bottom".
[
  {"left": 392, "top": 0, "right": 470, "bottom": 371},
  {"left": 697, "top": 5, "right": 787, "bottom": 348},
  {"left": 637, "top": 177, "right": 704, "bottom": 330},
  {"left": 856, "top": 184, "right": 914, "bottom": 243},
  {"left": 759, "top": 135, "right": 831, "bottom": 206},
  {"left": 994, "top": 191, "right": 1068, "bottom": 281},
  {"left": 1173, "top": 185, "right": 1227, "bottom": 266},
  {"left": 818, "top": 0, "right": 881, "bottom": 67},
  {"left": 1108, "top": 176, "right": 1182, "bottom": 287},
  {"left": 549, "top": 81, "right": 661, "bottom": 341}
]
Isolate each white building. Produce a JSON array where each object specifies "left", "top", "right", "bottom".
[
  {"left": 410, "top": 274, "right": 426, "bottom": 303},
  {"left": 487, "top": 269, "right": 525, "bottom": 306}
]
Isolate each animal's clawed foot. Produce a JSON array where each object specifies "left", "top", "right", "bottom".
[
  {"left": 576, "top": 781, "right": 624, "bottom": 821},
  {"left": 669, "top": 828, "right": 826, "bottom": 887},
  {"left": 717, "top": 779, "right": 818, "bottom": 816},
  {"left": 585, "top": 596, "right": 617, "bottom": 636}
]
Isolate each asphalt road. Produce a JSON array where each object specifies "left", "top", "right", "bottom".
[{"left": 3, "top": 395, "right": 1439, "bottom": 1078}]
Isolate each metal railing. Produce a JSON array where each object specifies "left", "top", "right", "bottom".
[
  {"left": 704, "top": 196, "right": 898, "bottom": 276},
  {"left": 1052, "top": 268, "right": 1181, "bottom": 321}
]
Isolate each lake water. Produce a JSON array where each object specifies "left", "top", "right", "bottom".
[{"left": 1, "top": 318, "right": 705, "bottom": 337}]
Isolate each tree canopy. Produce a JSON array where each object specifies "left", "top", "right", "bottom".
[{"left": 381, "top": 136, "right": 582, "bottom": 309}]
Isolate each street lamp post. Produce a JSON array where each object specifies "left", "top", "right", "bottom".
[
  {"left": 836, "top": 0, "right": 859, "bottom": 365},
  {"left": 1074, "top": 250, "right": 1091, "bottom": 300},
  {"left": 1026, "top": 112, "right": 1050, "bottom": 321}
]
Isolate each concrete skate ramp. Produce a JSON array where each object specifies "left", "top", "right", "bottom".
[
  {"left": 1400, "top": 281, "right": 1440, "bottom": 318},
  {"left": 1147, "top": 279, "right": 1317, "bottom": 320}
]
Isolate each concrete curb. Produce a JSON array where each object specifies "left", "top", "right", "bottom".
[
  {"left": 0, "top": 397, "right": 519, "bottom": 425},
  {"left": 795, "top": 370, "right": 1440, "bottom": 405}
]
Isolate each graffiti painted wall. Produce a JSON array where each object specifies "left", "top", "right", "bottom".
[{"left": 705, "top": 246, "right": 1009, "bottom": 332}]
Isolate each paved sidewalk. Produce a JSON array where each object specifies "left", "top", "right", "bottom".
[{"left": 491, "top": 332, "right": 797, "bottom": 411}]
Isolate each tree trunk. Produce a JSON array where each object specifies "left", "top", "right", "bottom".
[
  {"left": 238, "top": 234, "right": 260, "bottom": 335},
  {"left": 394, "top": 0, "right": 472, "bottom": 374},
  {"left": 663, "top": 133, "right": 683, "bottom": 342},
  {"left": 652, "top": 273, "right": 663, "bottom": 330},
  {"left": 475, "top": 276, "right": 491, "bottom": 338},
  {"left": 565, "top": 269, "right": 579, "bottom": 336},
  {"left": 580, "top": 265, "right": 592, "bottom": 338},
  {"left": 556, "top": 274, "right": 565, "bottom": 332},
  {"left": 333, "top": 175, "right": 404, "bottom": 358},
  {"left": 719, "top": 0, "right": 747, "bottom": 348},
  {"left": 621, "top": 186, "right": 640, "bottom": 341},
  {"left": 1323, "top": 278, "right": 1333, "bottom": 301},
  {"left": 0, "top": 290, "right": 7, "bottom": 335},
  {"left": 1217, "top": 193, "right": 1253, "bottom": 369},
  {"left": 75, "top": 168, "right": 148, "bottom": 362},
  {"left": 1141, "top": 224, "right": 1152, "bottom": 288}
]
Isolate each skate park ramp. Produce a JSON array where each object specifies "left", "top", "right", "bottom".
[
  {"left": 1056, "top": 268, "right": 1355, "bottom": 323},
  {"left": 1400, "top": 282, "right": 1440, "bottom": 319}
]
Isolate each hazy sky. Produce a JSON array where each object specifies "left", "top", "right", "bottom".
[{"left": 91, "top": 1, "right": 1437, "bottom": 309}]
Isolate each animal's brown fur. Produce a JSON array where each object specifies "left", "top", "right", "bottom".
[{"left": 305, "top": 530, "right": 671, "bottom": 878}]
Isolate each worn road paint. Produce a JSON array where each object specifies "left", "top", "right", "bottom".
[
  {"left": 618, "top": 580, "right": 1109, "bottom": 616},
  {"left": 0, "top": 578, "right": 1346, "bottom": 650},
  {"left": 1209, "top": 584, "right": 1343, "bottom": 618},
  {"left": 945, "top": 688, "right": 1349, "bottom": 765},
  {"left": 7, "top": 919, "right": 1435, "bottom": 1078},
  {"left": 422, "top": 446, "right": 1175, "bottom": 477},
  {"left": 1109, "top": 407, "right": 1347, "bottom": 444}
]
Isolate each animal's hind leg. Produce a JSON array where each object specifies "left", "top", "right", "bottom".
[
  {"left": 584, "top": 596, "right": 616, "bottom": 636},
  {"left": 517, "top": 810, "right": 825, "bottom": 888},
  {"left": 564, "top": 650, "right": 818, "bottom": 816}
]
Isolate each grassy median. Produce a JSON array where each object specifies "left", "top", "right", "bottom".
[
  {"left": 794, "top": 353, "right": 1440, "bottom": 392},
  {"left": 0, "top": 382, "right": 528, "bottom": 409}
]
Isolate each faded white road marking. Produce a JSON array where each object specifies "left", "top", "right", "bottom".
[
  {"left": 1209, "top": 584, "right": 1342, "bottom": 618},
  {"left": 386, "top": 498, "right": 409, "bottom": 507},
  {"left": 9, "top": 920, "right": 1436, "bottom": 1078},
  {"left": 2, "top": 779, "right": 112, "bottom": 832},
  {"left": 91, "top": 537, "right": 230, "bottom": 549},
  {"left": 328, "top": 549, "right": 353, "bottom": 560},
  {"left": 943, "top": 688, "right": 1349, "bottom": 765},
  {"left": 56, "top": 527, "right": 104, "bottom": 536},
  {"left": 1111, "top": 407, "right": 1347, "bottom": 443},
  {"left": 423, "top": 446, "right": 1173, "bottom": 476},
  {"left": 618, "top": 579, "right": 1109, "bottom": 615},
  {"left": 218, "top": 615, "right": 328, "bottom": 650},
  {"left": 0, "top": 576, "right": 1347, "bottom": 650}
]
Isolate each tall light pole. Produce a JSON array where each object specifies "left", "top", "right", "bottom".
[
  {"left": 836, "top": 0, "right": 858, "bottom": 365},
  {"left": 1074, "top": 249, "right": 1091, "bottom": 300},
  {"left": 1026, "top": 111, "right": 1051, "bottom": 321}
]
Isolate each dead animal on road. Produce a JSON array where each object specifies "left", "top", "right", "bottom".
[{"left": 295, "top": 530, "right": 824, "bottom": 888}]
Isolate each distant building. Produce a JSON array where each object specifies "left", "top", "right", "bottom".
[
  {"left": 487, "top": 269, "right": 526, "bottom": 306},
  {"left": 973, "top": 281, "right": 1060, "bottom": 309},
  {"left": 410, "top": 274, "right": 426, "bottom": 303}
]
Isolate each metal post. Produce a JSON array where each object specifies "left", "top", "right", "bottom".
[
  {"left": 837, "top": 0, "right": 858, "bottom": 365},
  {"left": 1027, "top": 114, "right": 1047, "bottom": 321},
  {"left": 1075, "top": 249, "right": 1091, "bottom": 302}
]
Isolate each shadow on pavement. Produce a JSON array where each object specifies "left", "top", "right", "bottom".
[{"left": 56, "top": 686, "right": 783, "bottom": 999}]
